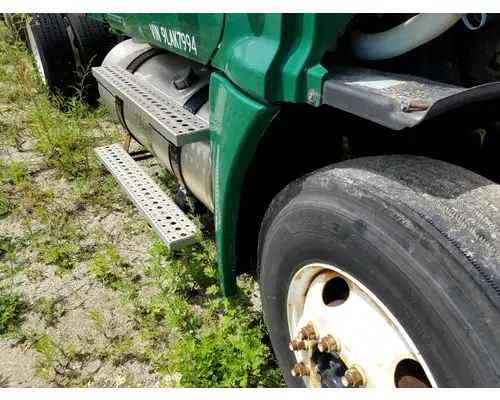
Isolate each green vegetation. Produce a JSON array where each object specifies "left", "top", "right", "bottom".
[
  {"left": 129, "top": 234, "right": 283, "bottom": 388},
  {"left": 36, "top": 298, "right": 65, "bottom": 327},
  {"left": 0, "top": 17, "right": 285, "bottom": 388},
  {"left": 0, "top": 285, "right": 20, "bottom": 334},
  {"left": 88, "top": 244, "right": 128, "bottom": 285}
]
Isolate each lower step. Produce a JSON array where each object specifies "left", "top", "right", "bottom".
[{"left": 94, "top": 143, "right": 198, "bottom": 250}]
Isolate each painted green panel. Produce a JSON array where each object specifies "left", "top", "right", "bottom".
[
  {"left": 97, "top": 13, "right": 224, "bottom": 64},
  {"left": 86, "top": 13, "right": 106, "bottom": 22},
  {"left": 210, "top": 73, "right": 279, "bottom": 296},
  {"left": 211, "top": 13, "right": 354, "bottom": 105}
]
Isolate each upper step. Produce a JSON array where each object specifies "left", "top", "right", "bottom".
[
  {"left": 95, "top": 143, "right": 198, "bottom": 250},
  {"left": 92, "top": 65, "right": 209, "bottom": 146}
]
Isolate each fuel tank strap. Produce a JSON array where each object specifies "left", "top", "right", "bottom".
[
  {"left": 168, "top": 143, "right": 186, "bottom": 187},
  {"left": 126, "top": 47, "right": 162, "bottom": 73}
]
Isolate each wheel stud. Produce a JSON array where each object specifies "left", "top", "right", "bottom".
[
  {"left": 297, "top": 323, "right": 317, "bottom": 340},
  {"left": 289, "top": 340, "right": 307, "bottom": 351},
  {"left": 291, "top": 362, "right": 310, "bottom": 377},
  {"left": 289, "top": 339, "right": 318, "bottom": 351},
  {"left": 318, "top": 334, "right": 339, "bottom": 353},
  {"left": 342, "top": 365, "right": 365, "bottom": 388}
]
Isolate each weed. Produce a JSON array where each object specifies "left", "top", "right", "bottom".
[
  {"left": 0, "top": 113, "right": 25, "bottom": 151},
  {"left": 127, "top": 231, "right": 285, "bottom": 388},
  {"left": 26, "top": 100, "right": 96, "bottom": 178},
  {"left": 88, "top": 245, "right": 126, "bottom": 285},
  {"left": 144, "top": 235, "right": 212, "bottom": 296},
  {"left": 89, "top": 308, "right": 108, "bottom": 338},
  {"left": 0, "top": 17, "right": 45, "bottom": 103},
  {"left": 0, "top": 263, "right": 17, "bottom": 280},
  {"left": 0, "top": 160, "right": 31, "bottom": 185},
  {"left": 166, "top": 289, "right": 284, "bottom": 388},
  {"left": 72, "top": 173, "right": 123, "bottom": 210},
  {"left": 36, "top": 298, "right": 65, "bottom": 327},
  {"left": 34, "top": 334, "right": 90, "bottom": 386},
  {"left": 0, "top": 285, "right": 21, "bottom": 334},
  {"left": 109, "top": 335, "right": 138, "bottom": 365},
  {"left": 40, "top": 243, "right": 77, "bottom": 273},
  {"left": 22, "top": 207, "right": 85, "bottom": 273},
  {"left": 24, "top": 267, "right": 46, "bottom": 281},
  {"left": 34, "top": 334, "right": 80, "bottom": 383},
  {"left": 35, "top": 335, "right": 59, "bottom": 379},
  {"left": 1, "top": 19, "right": 118, "bottom": 181},
  {"left": 0, "top": 189, "right": 8, "bottom": 216},
  {"left": 20, "top": 186, "right": 54, "bottom": 214},
  {"left": 0, "top": 236, "right": 11, "bottom": 261}
]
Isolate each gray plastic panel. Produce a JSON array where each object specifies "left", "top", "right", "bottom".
[
  {"left": 95, "top": 143, "right": 197, "bottom": 250},
  {"left": 92, "top": 65, "right": 208, "bottom": 146}
]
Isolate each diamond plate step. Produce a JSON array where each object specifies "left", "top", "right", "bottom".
[
  {"left": 95, "top": 143, "right": 198, "bottom": 250},
  {"left": 92, "top": 65, "right": 208, "bottom": 146}
]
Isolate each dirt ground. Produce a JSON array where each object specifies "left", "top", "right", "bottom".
[{"left": 0, "top": 123, "right": 170, "bottom": 386}]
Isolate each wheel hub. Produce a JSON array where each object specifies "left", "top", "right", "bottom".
[
  {"left": 314, "top": 350, "right": 348, "bottom": 388},
  {"left": 286, "top": 263, "right": 436, "bottom": 388}
]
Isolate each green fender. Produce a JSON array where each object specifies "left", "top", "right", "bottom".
[
  {"left": 208, "top": 14, "right": 354, "bottom": 296},
  {"left": 210, "top": 73, "right": 279, "bottom": 296}
]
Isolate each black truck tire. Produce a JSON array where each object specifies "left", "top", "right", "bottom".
[
  {"left": 25, "top": 13, "right": 77, "bottom": 99},
  {"left": 258, "top": 155, "right": 500, "bottom": 388},
  {"left": 64, "top": 13, "right": 111, "bottom": 104}
]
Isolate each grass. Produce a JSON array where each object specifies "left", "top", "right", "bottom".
[
  {"left": 36, "top": 298, "right": 65, "bottom": 327},
  {"left": 0, "top": 17, "right": 285, "bottom": 388},
  {"left": 0, "top": 285, "right": 21, "bottom": 334}
]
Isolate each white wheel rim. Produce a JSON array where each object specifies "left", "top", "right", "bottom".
[
  {"left": 287, "top": 263, "right": 438, "bottom": 388},
  {"left": 26, "top": 23, "right": 47, "bottom": 84}
]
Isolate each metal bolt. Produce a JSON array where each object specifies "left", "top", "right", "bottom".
[
  {"left": 318, "top": 335, "right": 339, "bottom": 353},
  {"left": 297, "top": 323, "right": 317, "bottom": 341},
  {"left": 291, "top": 362, "right": 310, "bottom": 377},
  {"left": 342, "top": 365, "right": 366, "bottom": 388},
  {"left": 307, "top": 89, "right": 318, "bottom": 103},
  {"left": 289, "top": 340, "right": 307, "bottom": 351},
  {"left": 400, "top": 99, "right": 430, "bottom": 112}
]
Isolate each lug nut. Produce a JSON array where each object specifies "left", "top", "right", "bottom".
[
  {"left": 318, "top": 335, "right": 339, "bottom": 353},
  {"left": 291, "top": 362, "right": 310, "bottom": 377},
  {"left": 297, "top": 323, "right": 317, "bottom": 341},
  {"left": 342, "top": 365, "right": 366, "bottom": 388},
  {"left": 290, "top": 339, "right": 318, "bottom": 351},
  {"left": 289, "top": 340, "right": 307, "bottom": 351}
]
